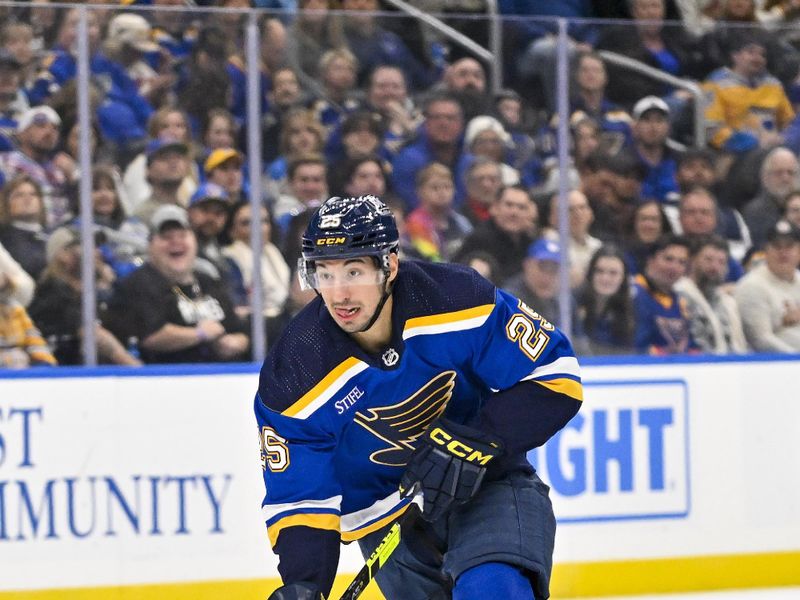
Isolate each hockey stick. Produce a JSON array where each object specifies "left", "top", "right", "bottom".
[{"left": 337, "top": 494, "right": 422, "bottom": 600}]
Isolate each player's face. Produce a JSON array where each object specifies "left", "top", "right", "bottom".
[{"left": 316, "top": 256, "right": 396, "bottom": 333}]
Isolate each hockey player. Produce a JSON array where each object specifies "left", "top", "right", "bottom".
[{"left": 255, "top": 195, "right": 583, "bottom": 600}]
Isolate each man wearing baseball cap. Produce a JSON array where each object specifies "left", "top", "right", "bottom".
[
  {"left": 204, "top": 148, "right": 245, "bottom": 203},
  {"left": 133, "top": 137, "right": 191, "bottom": 223},
  {"left": 630, "top": 95, "right": 679, "bottom": 203},
  {"left": 735, "top": 220, "right": 800, "bottom": 352},
  {"left": 503, "top": 238, "right": 569, "bottom": 329},
  {"left": 104, "top": 204, "right": 249, "bottom": 364},
  {"left": 0, "top": 105, "right": 71, "bottom": 228}
]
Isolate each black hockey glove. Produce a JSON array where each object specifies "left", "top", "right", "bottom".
[
  {"left": 267, "top": 582, "right": 325, "bottom": 600},
  {"left": 399, "top": 418, "right": 503, "bottom": 522}
]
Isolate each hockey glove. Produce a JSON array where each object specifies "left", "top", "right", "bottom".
[
  {"left": 399, "top": 418, "right": 503, "bottom": 522},
  {"left": 267, "top": 582, "right": 325, "bottom": 600}
]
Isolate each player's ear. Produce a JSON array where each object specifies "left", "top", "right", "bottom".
[{"left": 387, "top": 252, "right": 400, "bottom": 284}]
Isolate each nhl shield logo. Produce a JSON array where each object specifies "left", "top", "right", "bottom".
[{"left": 381, "top": 348, "right": 399, "bottom": 367}]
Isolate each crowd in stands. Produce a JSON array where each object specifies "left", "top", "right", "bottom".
[{"left": 3, "top": 0, "right": 800, "bottom": 368}]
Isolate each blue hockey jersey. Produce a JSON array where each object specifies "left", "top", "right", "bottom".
[{"left": 254, "top": 260, "right": 582, "bottom": 553}]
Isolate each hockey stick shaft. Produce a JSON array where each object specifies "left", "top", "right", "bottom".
[{"left": 337, "top": 494, "right": 422, "bottom": 600}]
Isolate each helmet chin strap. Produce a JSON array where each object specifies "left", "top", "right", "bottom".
[{"left": 357, "top": 275, "right": 393, "bottom": 333}]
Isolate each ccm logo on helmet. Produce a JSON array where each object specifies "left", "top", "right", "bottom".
[
  {"left": 316, "top": 236, "right": 347, "bottom": 246},
  {"left": 429, "top": 427, "right": 497, "bottom": 465}
]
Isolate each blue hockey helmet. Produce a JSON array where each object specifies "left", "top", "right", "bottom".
[
  {"left": 299, "top": 195, "right": 399, "bottom": 289},
  {"left": 301, "top": 195, "right": 399, "bottom": 261}
]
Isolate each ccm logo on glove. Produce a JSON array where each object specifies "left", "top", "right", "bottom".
[{"left": 428, "top": 427, "right": 499, "bottom": 465}]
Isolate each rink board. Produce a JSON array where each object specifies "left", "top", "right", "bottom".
[{"left": 0, "top": 356, "right": 798, "bottom": 598}]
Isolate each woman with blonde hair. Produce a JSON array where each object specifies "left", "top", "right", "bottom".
[{"left": 264, "top": 108, "right": 326, "bottom": 200}]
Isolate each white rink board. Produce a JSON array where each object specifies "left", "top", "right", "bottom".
[{"left": 0, "top": 357, "right": 799, "bottom": 591}]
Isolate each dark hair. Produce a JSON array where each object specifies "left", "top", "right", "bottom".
[
  {"left": 328, "top": 154, "right": 388, "bottom": 197},
  {"left": 91, "top": 165, "right": 126, "bottom": 228},
  {"left": 287, "top": 153, "right": 326, "bottom": 181},
  {"left": 687, "top": 233, "right": 729, "bottom": 258},
  {"left": 578, "top": 243, "right": 635, "bottom": 347},
  {"left": 647, "top": 233, "right": 691, "bottom": 258}
]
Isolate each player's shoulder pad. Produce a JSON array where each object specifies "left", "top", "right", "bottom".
[
  {"left": 257, "top": 297, "right": 351, "bottom": 414},
  {"left": 395, "top": 260, "right": 496, "bottom": 321}
]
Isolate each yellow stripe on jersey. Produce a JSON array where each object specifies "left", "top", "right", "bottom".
[
  {"left": 267, "top": 513, "right": 340, "bottom": 547},
  {"left": 341, "top": 503, "right": 414, "bottom": 542},
  {"left": 282, "top": 357, "right": 366, "bottom": 418},
  {"left": 534, "top": 377, "right": 584, "bottom": 402},
  {"left": 403, "top": 304, "right": 495, "bottom": 337}
]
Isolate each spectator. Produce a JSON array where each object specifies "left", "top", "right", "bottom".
[
  {"left": 104, "top": 205, "right": 249, "bottom": 364},
  {"left": 493, "top": 88, "right": 539, "bottom": 176},
  {"left": 537, "top": 114, "right": 600, "bottom": 199},
  {"left": 264, "top": 108, "right": 325, "bottom": 201},
  {"left": 405, "top": 163, "right": 472, "bottom": 262},
  {"left": 29, "top": 7, "right": 153, "bottom": 153},
  {"left": 273, "top": 154, "right": 328, "bottom": 232},
  {"left": 0, "top": 106, "right": 71, "bottom": 227},
  {"left": 734, "top": 219, "right": 800, "bottom": 352},
  {"left": 783, "top": 189, "right": 800, "bottom": 229},
  {"left": 77, "top": 165, "right": 149, "bottom": 278},
  {"left": 503, "top": 238, "right": 571, "bottom": 328},
  {"left": 103, "top": 13, "right": 174, "bottom": 108},
  {"left": 223, "top": 200, "right": 291, "bottom": 342},
  {"left": 441, "top": 57, "right": 491, "bottom": 121},
  {"left": 585, "top": 150, "right": 645, "bottom": 242},
  {"left": 391, "top": 92, "right": 469, "bottom": 211},
  {"left": 204, "top": 148, "right": 246, "bottom": 204},
  {"left": 1, "top": 21, "right": 37, "bottom": 89},
  {"left": 541, "top": 189, "right": 603, "bottom": 289},
  {"left": 0, "top": 49, "right": 27, "bottom": 152},
  {"left": 133, "top": 137, "right": 192, "bottom": 223},
  {"left": 330, "top": 155, "right": 389, "bottom": 198},
  {"left": 630, "top": 96, "right": 679, "bottom": 203},
  {"left": 463, "top": 115, "right": 521, "bottom": 186},
  {"left": 741, "top": 146, "right": 800, "bottom": 248},
  {"left": 675, "top": 234, "right": 748, "bottom": 354},
  {"left": 122, "top": 107, "right": 199, "bottom": 216},
  {"left": 0, "top": 240, "right": 34, "bottom": 307},
  {"left": 674, "top": 187, "right": 745, "bottom": 281},
  {"left": 569, "top": 52, "right": 632, "bottom": 150},
  {"left": 325, "top": 110, "right": 388, "bottom": 167},
  {"left": 203, "top": 108, "right": 238, "bottom": 156},
  {"left": 703, "top": 33, "right": 794, "bottom": 154},
  {"left": 576, "top": 244, "right": 635, "bottom": 355},
  {"left": 287, "top": 0, "right": 346, "bottom": 80},
  {"left": 632, "top": 234, "right": 696, "bottom": 355},
  {"left": 0, "top": 175, "right": 47, "bottom": 280},
  {"left": 623, "top": 199, "right": 672, "bottom": 275},
  {"left": 340, "top": 0, "right": 436, "bottom": 90},
  {"left": 461, "top": 157, "right": 503, "bottom": 225},
  {"left": 28, "top": 226, "right": 140, "bottom": 366},
  {"left": 0, "top": 290, "right": 56, "bottom": 368},
  {"left": 361, "top": 64, "right": 421, "bottom": 153},
  {"left": 186, "top": 180, "right": 231, "bottom": 266},
  {"left": 177, "top": 25, "right": 233, "bottom": 138},
  {"left": 455, "top": 185, "right": 538, "bottom": 285},
  {"left": 595, "top": 0, "right": 704, "bottom": 106},
  {"left": 311, "top": 48, "right": 361, "bottom": 133}
]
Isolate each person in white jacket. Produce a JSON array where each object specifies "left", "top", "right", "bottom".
[
  {"left": 223, "top": 200, "right": 290, "bottom": 322},
  {"left": 0, "top": 240, "right": 34, "bottom": 307},
  {"left": 734, "top": 220, "right": 800, "bottom": 352},
  {"left": 675, "top": 234, "right": 748, "bottom": 354}
]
